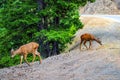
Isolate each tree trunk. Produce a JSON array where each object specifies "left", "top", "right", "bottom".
[
  {"left": 37, "top": 0, "right": 46, "bottom": 30},
  {"left": 37, "top": 0, "right": 60, "bottom": 58},
  {"left": 51, "top": 41, "right": 59, "bottom": 56},
  {"left": 54, "top": 17, "right": 59, "bottom": 25}
]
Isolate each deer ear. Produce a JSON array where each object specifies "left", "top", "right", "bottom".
[{"left": 11, "top": 48, "right": 14, "bottom": 52}]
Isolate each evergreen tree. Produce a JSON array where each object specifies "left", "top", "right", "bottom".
[{"left": 0, "top": 0, "right": 95, "bottom": 68}]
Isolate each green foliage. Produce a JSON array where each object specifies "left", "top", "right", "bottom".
[
  {"left": 0, "top": 54, "right": 40, "bottom": 68},
  {"left": 0, "top": 28, "right": 8, "bottom": 38},
  {"left": 0, "top": 55, "right": 19, "bottom": 68},
  {"left": 0, "top": 0, "right": 95, "bottom": 68},
  {"left": 35, "top": 22, "right": 83, "bottom": 51},
  {"left": 34, "top": 0, "right": 85, "bottom": 52}
]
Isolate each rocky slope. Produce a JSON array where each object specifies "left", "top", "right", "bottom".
[
  {"left": 79, "top": 0, "right": 120, "bottom": 14},
  {"left": 1, "top": 16, "right": 120, "bottom": 80}
]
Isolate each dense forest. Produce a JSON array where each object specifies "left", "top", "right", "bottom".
[{"left": 0, "top": 0, "right": 95, "bottom": 68}]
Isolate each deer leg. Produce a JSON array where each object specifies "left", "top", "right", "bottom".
[
  {"left": 89, "top": 40, "right": 92, "bottom": 49},
  {"left": 84, "top": 41, "right": 88, "bottom": 49},
  {"left": 36, "top": 51, "right": 42, "bottom": 64},
  {"left": 32, "top": 48, "right": 37, "bottom": 63},
  {"left": 32, "top": 54, "right": 36, "bottom": 63},
  {"left": 20, "top": 55, "right": 23, "bottom": 65},
  {"left": 23, "top": 54, "right": 30, "bottom": 66},
  {"left": 80, "top": 40, "right": 83, "bottom": 50}
]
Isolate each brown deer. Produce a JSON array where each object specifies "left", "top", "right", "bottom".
[
  {"left": 11, "top": 42, "right": 42, "bottom": 66},
  {"left": 80, "top": 33, "right": 102, "bottom": 50}
]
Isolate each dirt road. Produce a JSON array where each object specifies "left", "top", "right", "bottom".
[{"left": 0, "top": 16, "right": 120, "bottom": 80}]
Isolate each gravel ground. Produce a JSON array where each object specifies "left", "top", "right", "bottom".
[{"left": 1, "top": 16, "right": 120, "bottom": 80}]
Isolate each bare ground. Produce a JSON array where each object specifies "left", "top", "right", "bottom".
[{"left": 1, "top": 16, "right": 120, "bottom": 80}]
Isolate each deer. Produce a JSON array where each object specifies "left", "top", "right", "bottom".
[
  {"left": 11, "top": 42, "right": 42, "bottom": 66},
  {"left": 80, "top": 33, "right": 102, "bottom": 50}
]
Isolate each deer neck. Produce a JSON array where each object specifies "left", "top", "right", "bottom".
[
  {"left": 94, "top": 38, "right": 101, "bottom": 45},
  {"left": 13, "top": 48, "right": 21, "bottom": 55}
]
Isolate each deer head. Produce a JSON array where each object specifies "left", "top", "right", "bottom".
[
  {"left": 11, "top": 48, "right": 15, "bottom": 58},
  {"left": 96, "top": 38, "right": 102, "bottom": 45}
]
